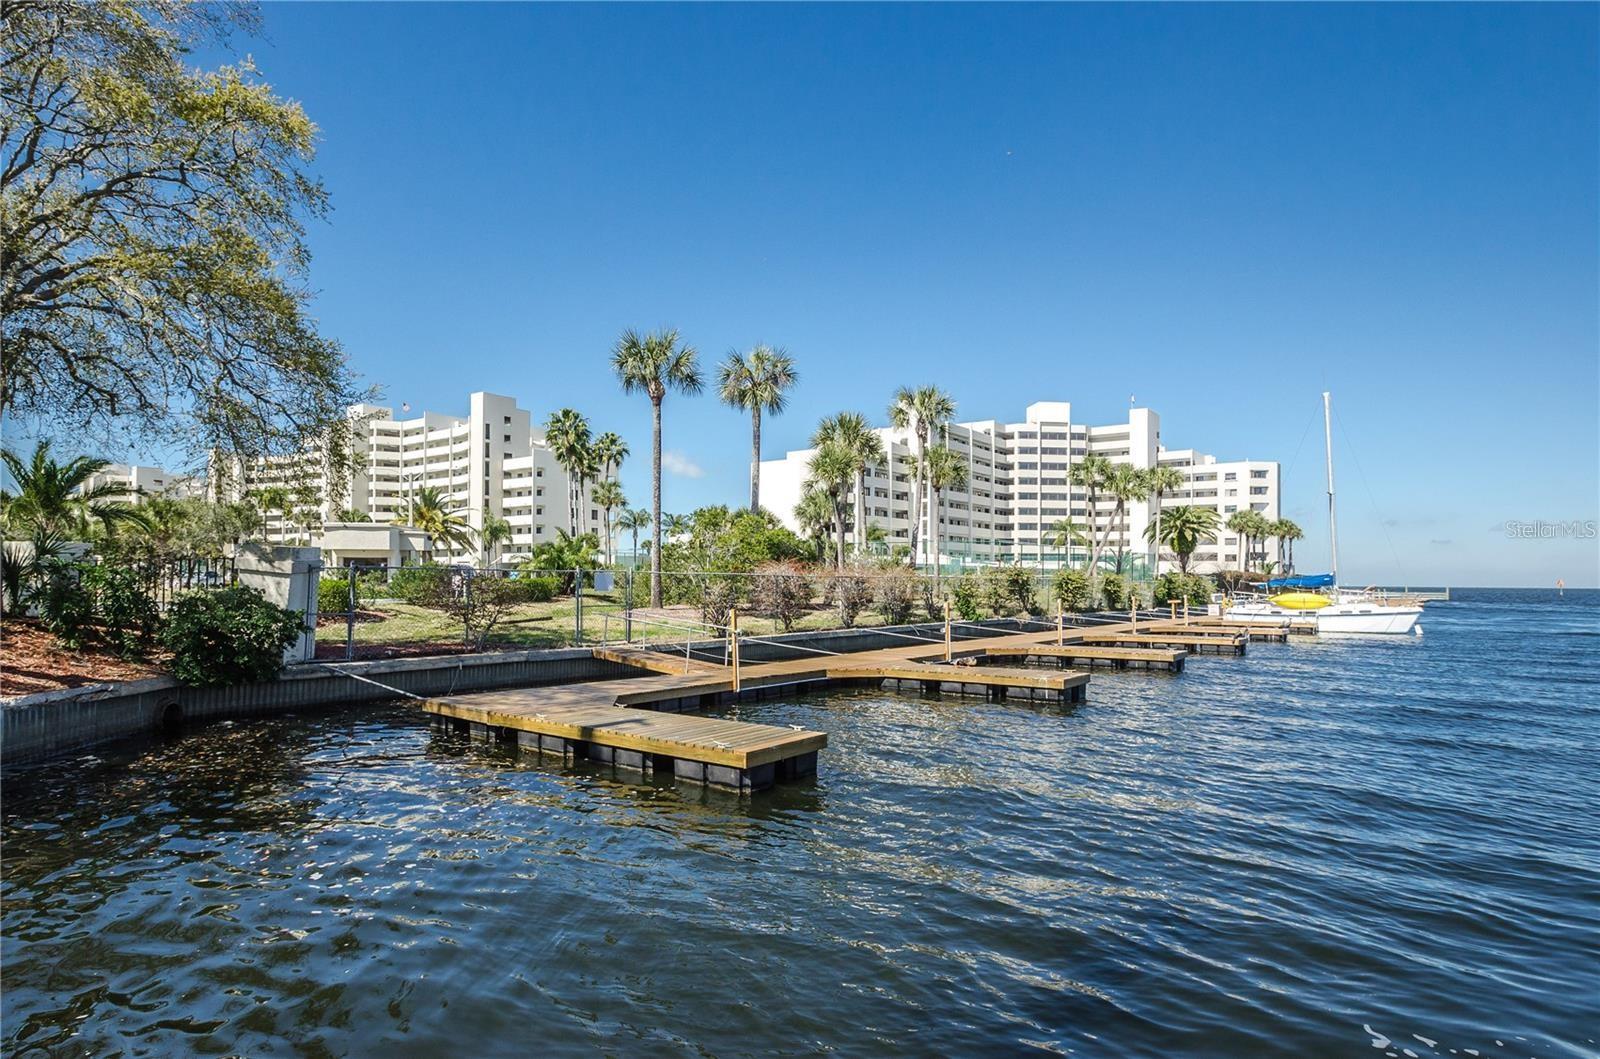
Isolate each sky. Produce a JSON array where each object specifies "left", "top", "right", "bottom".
[{"left": 131, "top": 4, "right": 1600, "bottom": 585}]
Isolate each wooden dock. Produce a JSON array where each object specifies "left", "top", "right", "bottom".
[
  {"left": 427, "top": 677, "right": 825, "bottom": 793},
  {"left": 422, "top": 614, "right": 1292, "bottom": 791},
  {"left": 980, "top": 643, "right": 1187, "bottom": 672},
  {"left": 1079, "top": 630, "right": 1248, "bottom": 655}
]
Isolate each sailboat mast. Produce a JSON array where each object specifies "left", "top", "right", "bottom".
[{"left": 1323, "top": 391, "right": 1339, "bottom": 588}]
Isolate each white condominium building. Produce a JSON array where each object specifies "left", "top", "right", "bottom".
[
  {"left": 213, "top": 392, "right": 578, "bottom": 563},
  {"left": 759, "top": 401, "right": 1280, "bottom": 575},
  {"left": 79, "top": 463, "right": 200, "bottom": 502}
]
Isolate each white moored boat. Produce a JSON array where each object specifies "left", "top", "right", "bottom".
[{"left": 1209, "top": 392, "right": 1424, "bottom": 636}]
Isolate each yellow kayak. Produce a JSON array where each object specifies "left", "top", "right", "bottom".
[{"left": 1269, "top": 592, "right": 1332, "bottom": 610}]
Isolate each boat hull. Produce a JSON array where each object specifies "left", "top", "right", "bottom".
[{"left": 1213, "top": 600, "right": 1422, "bottom": 635}]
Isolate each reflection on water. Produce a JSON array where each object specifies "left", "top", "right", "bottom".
[{"left": 3, "top": 589, "right": 1597, "bottom": 1057}]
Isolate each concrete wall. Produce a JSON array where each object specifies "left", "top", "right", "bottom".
[
  {"left": 235, "top": 543, "right": 321, "bottom": 662},
  {"left": 2, "top": 647, "right": 632, "bottom": 768}
]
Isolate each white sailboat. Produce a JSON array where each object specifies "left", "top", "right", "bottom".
[{"left": 1213, "top": 392, "right": 1424, "bottom": 635}]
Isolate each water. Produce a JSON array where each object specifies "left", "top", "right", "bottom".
[{"left": 3, "top": 588, "right": 1597, "bottom": 1057}]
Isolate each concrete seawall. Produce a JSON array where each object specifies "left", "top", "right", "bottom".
[{"left": 1, "top": 619, "right": 1030, "bottom": 768}]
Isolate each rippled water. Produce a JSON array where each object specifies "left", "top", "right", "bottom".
[{"left": 3, "top": 588, "right": 1597, "bottom": 1057}]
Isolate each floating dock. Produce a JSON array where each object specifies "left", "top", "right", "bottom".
[
  {"left": 422, "top": 616, "right": 1289, "bottom": 790},
  {"left": 980, "top": 643, "right": 1187, "bottom": 672},
  {"left": 427, "top": 677, "right": 825, "bottom": 793},
  {"left": 1079, "top": 631, "right": 1248, "bottom": 655}
]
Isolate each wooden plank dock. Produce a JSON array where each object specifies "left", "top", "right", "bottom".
[
  {"left": 1079, "top": 630, "right": 1248, "bottom": 655},
  {"left": 1143, "top": 622, "right": 1288, "bottom": 643},
  {"left": 426, "top": 675, "right": 825, "bottom": 793},
  {"left": 831, "top": 660, "right": 1089, "bottom": 703},
  {"left": 980, "top": 643, "right": 1187, "bottom": 672},
  {"left": 421, "top": 614, "right": 1297, "bottom": 791}
]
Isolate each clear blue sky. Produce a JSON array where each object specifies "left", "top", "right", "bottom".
[{"left": 183, "top": 3, "right": 1595, "bottom": 586}]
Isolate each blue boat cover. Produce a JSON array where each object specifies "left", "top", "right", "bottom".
[{"left": 1267, "top": 573, "right": 1335, "bottom": 589}]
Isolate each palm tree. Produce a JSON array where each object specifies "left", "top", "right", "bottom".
[
  {"left": 794, "top": 488, "right": 835, "bottom": 563},
  {"left": 543, "top": 408, "right": 592, "bottom": 535},
  {"left": 1140, "top": 465, "right": 1186, "bottom": 578},
  {"left": 1047, "top": 518, "right": 1089, "bottom": 568},
  {"left": 480, "top": 514, "right": 512, "bottom": 567},
  {"left": 615, "top": 507, "right": 649, "bottom": 568},
  {"left": 886, "top": 386, "right": 955, "bottom": 568},
  {"left": 252, "top": 486, "right": 291, "bottom": 542},
  {"left": 1225, "top": 511, "right": 1253, "bottom": 571},
  {"left": 612, "top": 328, "right": 703, "bottom": 608},
  {"left": 593, "top": 431, "right": 629, "bottom": 482},
  {"left": 717, "top": 344, "right": 798, "bottom": 513},
  {"left": 1144, "top": 504, "right": 1220, "bottom": 575},
  {"left": 1102, "top": 463, "right": 1146, "bottom": 574},
  {"left": 1069, "top": 454, "right": 1112, "bottom": 577},
  {"left": 811, "top": 412, "right": 884, "bottom": 557},
  {"left": 395, "top": 485, "right": 475, "bottom": 557},
  {"left": 1, "top": 440, "right": 141, "bottom": 537},
  {"left": 917, "top": 444, "right": 968, "bottom": 587},
  {"left": 335, "top": 508, "right": 372, "bottom": 523},
  {"left": 590, "top": 479, "right": 626, "bottom": 565},
  {"left": 1272, "top": 517, "right": 1304, "bottom": 573},
  {"left": 805, "top": 441, "right": 856, "bottom": 569}
]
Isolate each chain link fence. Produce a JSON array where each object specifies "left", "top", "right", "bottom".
[{"left": 311, "top": 562, "right": 1171, "bottom": 661}]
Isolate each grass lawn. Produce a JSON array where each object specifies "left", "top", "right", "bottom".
[{"left": 316, "top": 589, "right": 962, "bottom": 658}]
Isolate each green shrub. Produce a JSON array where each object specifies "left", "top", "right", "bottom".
[
  {"left": 318, "top": 574, "right": 355, "bottom": 615},
  {"left": 81, "top": 564, "right": 159, "bottom": 660},
  {"left": 950, "top": 574, "right": 983, "bottom": 621},
  {"left": 1100, "top": 573, "right": 1130, "bottom": 611},
  {"left": 35, "top": 557, "right": 92, "bottom": 649},
  {"left": 389, "top": 563, "right": 450, "bottom": 605},
  {"left": 1153, "top": 572, "right": 1211, "bottom": 609},
  {"left": 161, "top": 587, "right": 304, "bottom": 687},
  {"left": 1052, "top": 569, "right": 1094, "bottom": 612},
  {"left": 520, "top": 574, "right": 557, "bottom": 603}
]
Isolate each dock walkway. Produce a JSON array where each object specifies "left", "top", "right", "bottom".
[{"left": 423, "top": 617, "right": 1272, "bottom": 791}]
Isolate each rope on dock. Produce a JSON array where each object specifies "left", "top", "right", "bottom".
[{"left": 310, "top": 663, "right": 432, "bottom": 702}]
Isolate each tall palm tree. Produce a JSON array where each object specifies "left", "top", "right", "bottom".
[
  {"left": 0, "top": 440, "right": 141, "bottom": 537},
  {"left": 794, "top": 488, "right": 835, "bottom": 563},
  {"left": 1102, "top": 464, "right": 1147, "bottom": 574},
  {"left": 805, "top": 441, "right": 856, "bottom": 569},
  {"left": 480, "top": 514, "right": 512, "bottom": 567},
  {"left": 591, "top": 479, "right": 626, "bottom": 565},
  {"left": 615, "top": 507, "right": 649, "bottom": 568},
  {"left": 1144, "top": 504, "right": 1220, "bottom": 575},
  {"left": 1140, "top": 465, "right": 1186, "bottom": 578},
  {"left": 887, "top": 386, "right": 955, "bottom": 568},
  {"left": 1069, "top": 454, "right": 1112, "bottom": 578},
  {"left": 593, "top": 431, "right": 629, "bottom": 483},
  {"left": 811, "top": 412, "right": 885, "bottom": 557},
  {"left": 917, "top": 444, "right": 968, "bottom": 587},
  {"left": 543, "top": 408, "right": 592, "bottom": 535},
  {"left": 1047, "top": 518, "right": 1089, "bottom": 568},
  {"left": 717, "top": 344, "right": 798, "bottom": 513},
  {"left": 612, "top": 328, "right": 702, "bottom": 608},
  {"left": 1273, "top": 517, "right": 1304, "bottom": 573},
  {"left": 394, "top": 485, "right": 475, "bottom": 557},
  {"left": 1225, "top": 511, "right": 1254, "bottom": 571}
]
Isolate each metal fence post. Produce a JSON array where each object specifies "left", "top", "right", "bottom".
[
  {"left": 624, "top": 568, "right": 633, "bottom": 643},
  {"left": 573, "top": 568, "right": 583, "bottom": 645},
  {"left": 345, "top": 565, "right": 356, "bottom": 661}
]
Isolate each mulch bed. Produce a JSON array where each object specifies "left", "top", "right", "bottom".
[{"left": 1, "top": 619, "right": 168, "bottom": 699}]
